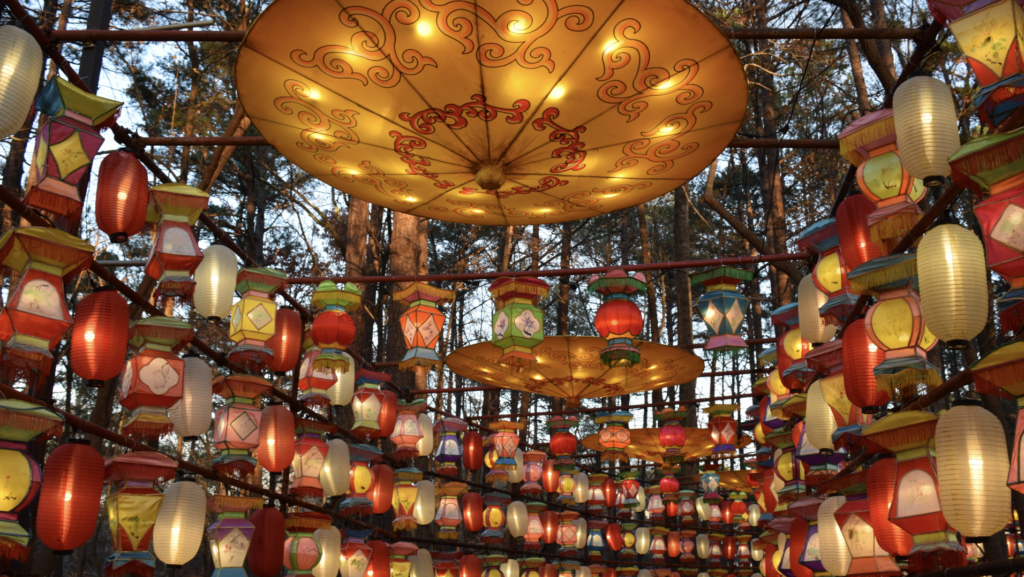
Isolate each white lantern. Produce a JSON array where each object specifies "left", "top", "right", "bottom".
[
  {"left": 573, "top": 473, "right": 589, "bottom": 504},
  {"left": 574, "top": 517, "right": 587, "bottom": 549},
  {"left": 153, "top": 479, "right": 207, "bottom": 567},
  {"left": 637, "top": 570, "right": 651, "bottom": 577},
  {"left": 169, "top": 355, "right": 213, "bottom": 441},
  {"left": 804, "top": 380, "right": 837, "bottom": 453},
  {"left": 633, "top": 485, "right": 647, "bottom": 512},
  {"left": 328, "top": 358, "right": 356, "bottom": 406},
  {"left": 798, "top": 274, "right": 836, "bottom": 345},
  {"left": 415, "top": 414, "right": 434, "bottom": 458},
  {"left": 193, "top": 245, "right": 238, "bottom": 321},
  {"left": 635, "top": 527, "right": 651, "bottom": 555},
  {"left": 748, "top": 503, "right": 761, "bottom": 528},
  {"left": 696, "top": 533, "right": 710, "bottom": 559},
  {"left": 751, "top": 546, "right": 765, "bottom": 562},
  {"left": 312, "top": 526, "right": 342, "bottom": 577},
  {"left": 501, "top": 559, "right": 520, "bottom": 577},
  {"left": 413, "top": 548, "right": 433, "bottom": 577},
  {"left": 917, "top": 224, "right": 988, "bottom": 349},
  {"left": 698, "top": 573, "right": 709, "bottom": 577},
  {"left": 696, "top": 496, "right": 710, "bottom": 521},
  {"left": 936, "top": 402, "right": 1011, "bottom": 538},
  {"left": 578, "top": 567, "right": 592, "bottom": 577},
  {"left": 508, "top": 501, "right": 528, "bottom": 537},
  {"left": 413, "top": 480, "right": 435, "bottom": 526},
  {"left": 778, "top": 534, "right": 790, "bottom": 575},
  {"left": 892, "top": 75, "right": 961, "bottom": 186},
  {"left": 0, "top": 27, "right": 43, "bottom": 141},
  {"left": 320, "top": 438, "right": 351, "bottom": 497},
  {"left": 818, "top": 495, "right": 850, "bottom": 577},
  {"left": 509, "top": 449, "right": 525, "bottom": 483}
]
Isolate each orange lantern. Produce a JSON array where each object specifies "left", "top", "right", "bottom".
[
  {"left": 597, "top": 411, "right": 631, "bottom": 462},
  {"left": 436, "top": 482, "right": 468, "bottom": 539},
  {"left": 257, "top": 402, "right": 295, "bottom": 473},
  {"left": 463, "top": 491, "right": 484, "bottom": 532},
  {"left": 589, "top": 269, "right": 647, "bottom": 368},
  {"left": 69, "top": 287, "right": 130, "bottom": 387},
  {"left": 369, "top": 463, "right": 394, "bottom": 515},
  {"left": 390, "top": 399, "right": 427, "bottom": 460},
  {"left": 266, "top": 307, "right": 302, "bottom": 375},
  {"left": 309, "top": 280, "right": 361, "bottom": 371},
  {"left": 212, "top": 374, "right": 270, "bottom": 476},
  {"left": 119, "top": 316, "right": 192, "bottom": 439},
  {"left": 541, "top": 510, "right": 559, "bottom": 545},
  {"left": 542, "top": 459, "right": 559, "bottom": 493},
  {"left": 464, "top": 431, "right": 484, "bottom": 471},
  {"left": 524, "top": 502, "right": 548, "bottom": 550},
  {"left": 95, "top": 149, "right": 148, "bottom": 243},
  {"left": 522, "top": 451, "right": 546, "bottom": 497},
  {"left": 705, "top": 404, "right": 739, "bottom": 453},
  {"left": 394, "top": 282, "right": 453, "bottom": 370},
  {"left": 352, "top": 370, "right": 397, "bottom": 442},
  {"left": 481, "top": 493, "right": 510, "bottom": 544}
]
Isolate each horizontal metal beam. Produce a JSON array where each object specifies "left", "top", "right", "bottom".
[{"left": 47, "top": 27, "right": 922, "bottom": 43}]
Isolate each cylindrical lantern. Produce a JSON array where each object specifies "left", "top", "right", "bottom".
[
  {"left": 573, "top": 473, "right": 589, "bottom": 504},
  {"left": 267, "top": 307, "right": 303, "bottom": 374},
  {"left": 892, "top": 76, "right": 960, "bottom": 186},
  {"left": 250, "top": 506, "right": 286, "bottom": 577},
  {"left": 69, "top": 287, "right": 129, "bottom": 386},
  {"left": 543, "top": 459, "right": 559, "bottom": 493},
  {"left": 413, "top": 479, "right": 435, "bottom": 525},
  {"left": 842, "top": 318, "right": 888, "bottom": 412},
  {"left": 369, "top": 463, "right": 394, "bottom": 515},
  {"left": 321, "top": 437, "right": 351, "bottom": 497},
  {"left": 36, "top": 439, "right": 104, "bottom": 554},
  {"left": 169, "top": 354, "right": 213, "bottom": 441},
  {"left": 464, "top": 431, "right": 484, "bottom": 471},
  {"left": 541, "top": 510, "right": 559, "bottom": 544},
  {"left": 0, "top": 26, "right": 42, "bottom": 139},
  {"left": 798, "top": 275, "right": 836, "bottom": 345},
  {"left": 313, "top": 526, "right": 342, "bottom": 577},
  {"left": 935, "top": 401, "right": 1011, "bottom": 539},
  {"left": 413, "top": 548, "right": 433, "bottom": 577},
  {"left": 696, "top": 534, "right": 710, "bottom": 559},
  {"left": 462, "top": 554, "right": 482, "bottom": 577},
  {"left": 636, "top": 527, "right": 651, "bottom": 555},
  {"left": 574, "top": 517, "right": 588, "bottom": 549},
  {"left": 748, "top": 503, "right": 761, "bottom": 527},
  {"left": 804, "top": 380, "right": 837, "bottom": 453},
  {"left": 416, "top": 414, "right": 434, "bottom": 458},
  {"left": 328, "top": 362, "right": 356, "bottom": 406},
  {"left": 193, "top": 245, "right": 238, "bottom": 321},
  {"left": 509, "top": 501, "right": 529, "bottom": 537},
  {"left": 96, "top": 149, "right": 148, "bottom": 243},
  {"left": 464, "top": 491, "right": 484, "bottom": 532},
  {"left": 866, "top": 457, "right": 913, "bottom": 556},
  {"left": 153, "top": 478, "right": 207, "bottom": 567},
  {"left": 817, "top": 495, "right": 850, "bottom": 577},
  {"left": 917, "top": 224, "right": 987, "bottom": 349},
  {"left": 368, "top": 540, "right": 391, "bottom": 577},
  {"left": 510, "top": 449, "right": 526, "bottom": 484},
  {"left": 257, "top": 402, "right": 296, "bottom": 473},
  {"left": 602, "top": 476, "right": 617, "bottom": 508},
  {"left": 606, "top": 523, "right": 623, "bottom": 552}
]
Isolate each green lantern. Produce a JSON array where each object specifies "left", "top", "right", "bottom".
[
  {"left": 691, "top": 267, "right": 753, "bottom": 355},
  {"left": 489, "top": 277, "right": 550, "bottom": 367}
]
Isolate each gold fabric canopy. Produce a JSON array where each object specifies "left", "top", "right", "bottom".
[
  {"left": 236, "top": 0, "right": 747, "bottom": 225},
  {"left": 581, "top": 427, "right": 752, "bottom": 465},
  {"left": 445, "top": 336, "right": 703, "bottom": 407}
]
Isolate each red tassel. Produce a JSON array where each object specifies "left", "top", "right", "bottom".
[
  {"left": 0, "top": 539, "right": 28, "bottom": 562},
  {"left": 907, "top": 548, "right": 965, "bottom": 573}
]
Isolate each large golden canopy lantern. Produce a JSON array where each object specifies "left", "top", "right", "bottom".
[
  {"left": 580, "top": 428, "right": 753, "bottom": 465},
  {"left": 235, "top": 0, "right": 747, "bottom": 225},
  {"left": 446, "top": 335, "right": 703, "bottom": 407}
]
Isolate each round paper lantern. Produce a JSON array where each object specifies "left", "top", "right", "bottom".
[
  {"left": 193, "top": 245, "right": 238, "bottom": 321},
  {"left": 69, "top": 287, "right": 129, "bottom": 386},
  {"left": 543, "top": 459, "right": 559, "bottom": 493},
  {"left": 602, "top": 477, "right": 617, "bottom": 508},
  {"left": 462, "top": 554, "right": 482, "bottom": 577},
  {"left": 917, "top": 224, "right": 987, "bottom": 349},
  {"left": 321, "top": 437, "right": 351, "bottom": 497},
  {"left": 804, "top": 380, "right": 837, "bottom": 453},
  {"left": 508, "top": 501, "right": 528, "bottom": 537},
  {"left": 748, "top": 503, "right": 761, "bottom": 527},
  {"left": 541, "top": 510, "right": 559, "bottom": 544},
  {"left": 696, "top": 534, "right": 710, "bottom": 559},
  {"left": 464, "top": 431, "right": 484, "bottom": 471},
  {"left": 267, "top": 307, "right": 303, "bottom": 374},
  {"left": 817, "top": 495, "right": 850, "bottom": 576},
  {"left": 837, "top": 194, "right": 883, "bottom": 271},
  {"left": 502, "top": 559, "right": 520, "bottom": 577},
  {"left": 413, "top": 479, "right": 435, "bottom": 525},
  {"left": 893, "top": 76, "right": 960, "bottom": 186},
  {"left": 250, "top": 506, "right": 286, "bottom": 577},
  {"left": 95, "top": 149, "right": 148, "bottom": 243},
  {"left": 866, "top": 457, "right": 913, "bottom": 556},
  {"left": 257, "top": 402, "right": 295, "bottom": 473},
  {"left": 311, "top": 310, "right": 356, "bottom": 358},
  {"left": 510, "top": 449, "right": 526, "bottom": 484},
  {"left": 842, "top": 318, "right": 888, "bottom": 411},
  {"left": 328, "top": 361, "right": 356, "bottom": 406},
  {"left": 574, "top": 473, "right": 589, "bottom": 504},
  {"left": 798, "top": 274, "right": 836, "bottom": 344},
  {"left": 153, "top": 478, "right": 207, "bottom": 567},
  {"left": 369, "top": 463, "right": 394, "bottom": 515},
  {"left": 594, "top": 298, "right": 644, "bottom": 340},
  {"left": 36, "top": 439, "right": 104, "bottom": 554},
  {"left": 313, "top": 526, "right": 342, "bottom": 577},
  {"left": 635, "top": 527, "right": 651, "bottom": 555},
  {"left": 464, "top": 491, "right": 484, "bottom": 532},
  {"left": 936, "top": 401, "right": 1011, "bottom": 539},
  {"left": 0, "top": 26, "right": 43, "bottom": 140},
  {"left": 168, "top": 354, "right": 213, "bottom": 441}
]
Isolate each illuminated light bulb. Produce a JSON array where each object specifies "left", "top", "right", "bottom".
[
  {"left": 64, "top": 491, "right": 72, "bottom": 502},
  {"left": 268, "top": 438, "right": 275, "bottom": 446},
  {"left": 416, "top": 20, "right": 431, "bottom": 36},
  {"left": 659, "top": 126, "right": 673, "bottom": 134},
  {"left": 970, "top": 459, "right": 984, "bottom": 469},
  {"left": 117, "top": 192, "right": 128, "bottom": 200},
  {"left": 603, "top": 40, "right": 618, "bottom": 51},
  {"left": 867, "top": 344, "right": 878, "bottom": 353},
  {"left": 550, "top": 86, "right": 566, "bottom": 99},
  {"left": 406, "top": 197, "right": 417, "bottom": 202},
  {"left": 84, "top": 331, "right": 95, "bottom": 342}
]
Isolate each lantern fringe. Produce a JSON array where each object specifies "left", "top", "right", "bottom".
[
  {"left": 949, "top": 132, "right": 1024, "bottom": 189},
  {"left": 795, "top": 224, "right": 837, "bottom": 252},
  {"left": 10, "top": 232, "right": 93, "bottom": 275},
  {"left": 971, "top": 358, "right": 1024, "bottom": 399},
  {"left": 300, "top": 393, "right": 332, "bottom": 409},
  {"left": 601, "top": 450, "right": 628, "bottom": 463},
  {"left": 491, "top": 280, "right": 550, "bottom": 299},
  {"left": 874, "top": 367, "right": 941, "bottom": 393},
  {"left": 866, "top": 421, "right": 936, "bottom": 451},
  {"left": 437, "top": 465, "right": 458, "bottom": 477},
  {"left": 0, "top": 346, "right": 53, "bottom": 390},
  {"left": 848, "top": 260, "right": 917, "bottom": 295},
  {"left": 121, "top": 419, "right": 173, "bottom": 440},
  {"left": 690, "top": 267, "right": 754, "bottom": 285},
  {"left": 312, "top": 353, "right": 351, "bottom": 373},
  {"left": 436, "top": 531, "right": 460, "bottom": 540},
  {"left": 0, "top": 410, "right": 63, "bottom": 439},
  {"left": 392, "top": 448, "right": 419, "bottom": 461},
  {"left": 288, "top": 486, "right": 324, "bottom": 500},
  {"left": 998, "top": 294, "right": 1024, "bottom": 335},
  {"left": 907, "top": 546, "right": 965, "bottom": 573},
  {"left": 839, "top": 115, "right": 895, "bottom": 163},
  {"left": 284, "top": 516, "right": 332, "bottom": 530},
  {"left": 154, "top": 277, "right": 196, "bottom": 301},
  {"left": 0, "top": 540, "right": 28, "bottom": 562},
  {"left": 392, "top": 283, "right": 454, "bottom": 303},
  {"left": 392, "top": 518, "right": 418, "bottom": 532},
  {"left": 226, "top": 347, "right": 271, "bottom": 373},
  {"left": 106, "top": 563, "right": 153, "bottom": 577},
  {"left": 209, "top": 495, "right": 263, "bottom": 510},
  {"left": 212, "top": 458, "right": 257, "bottom": 478},
  {"left": 398, "top": 357, "right": 440, "bottom": 372},
  {"left": 869, "top": 212, "right": 921, "bottom": 250}
]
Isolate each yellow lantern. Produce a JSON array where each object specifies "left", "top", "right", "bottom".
[
  {"left": 228, "top": 267, "right": 288, "bottom": 371},
  {"left": 392, "top": 468, "right": 423, "bottom": 532},
  {"left": 892, "top": 76, "right": 961, "bottom": 186},
  {"left": 917, "top": 224, "right": 988, "bottom": 349}
]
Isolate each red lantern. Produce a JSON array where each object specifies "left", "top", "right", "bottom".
[
  {"left": 369, "top": 463, "right": 394, "bottom": 515},
  {"left": 594, "top": 299, "right": 644, "bottom": 338},
  {"left": 540, "top": 564, "right": 557, "bottom": 577},
  {"left": 723, "top": 536, "right": 737, "bottom": 561},
  {"left": 380, "top": 388, "right": 398, "bottom": 437},
  {"left": 249, "top": 506, "right": 286, "bottom": 577},
  {"left": 837, "top": 194, "right": 885, "bottom": 269},
  {"left": 463, "top": 491, "right": 484, "bottom": 532},
  {"left": 36, "top": 439, "right": 104, "bottom": 553},
  {"left": 144, "top": 184, "right": 209, "bottom": 300},
  {"left": 266, "top": 307, "right": 302, "bottom": 374},
  {"left": 602, "top": 477, "right": 617, "bottom": 508},
  {"left": 843, "top": 318, "right": 889, "bottom": 412},
  {"left": 665, "top": 501, "right": 679, "bottom": 518},
  {"left": 606, "top": 523, "right": 623, "bottom": 552},
  {"left": 461, "top": 554, "right": 482, "bottom": 577},
  {"left": 866, "top": 457, "right": 913, "bottom": 557},
  {"left": 95, "top": 149, "right": 148, "bottom": 243},
  {"left": 541, "top": 510, "right": 559, "bottom": 544},
  {"left": 549, "top": 423, "right": 578, "bottom": 456},
  {"left": 368, "top": 540, "right": 391, "bottom": 577},
  {"left": 721, "top": 501, "right": 735, "bottom": 526},
  {"left": 668, "top": 531, "right": 681, "bottom": 558},
  {"left": 257, "top": 402, "right": 295, "bottom": 473},
  {"left": 464, "top": 431, "right": 484, "bottom": 471},
  {"left": 542, "top": 459, "right": 559, "bottom": 493},
  {"left": 789, "top": 517, "right": 814, "bottom": 577},
  {"left": 69, "top": 288, "right": 129, "bottom": 387},
  {"left": 311, "top": 310, "right": 356, "bottom": 358},
  {"left": 656, "top": 407, "right": 687, "bottom": 464}
]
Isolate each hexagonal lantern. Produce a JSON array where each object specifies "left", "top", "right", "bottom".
[
  {"left": 482, "top": 493, "right": 511, "bottom": 545},
  {"left": 289, "top": 419, "right": 337, "bottom": 499},
  {"left": 339, "top": 443, "right": 384, "bottom": 516},
  {"left": 596, "top": 411, "right": 631, "bottom": 463},
  {"left": 523, "top": 502, "right": 548, "bottom": 550},
  {"left": 340, "top": 529, "right": 373, "bottom": 577},
  {"left": 692, "top": 267, "right": 754, "bottom": 355},
  {"left": 144, "top": 184, "right": 210, "bottom": 301},
  {"left": 489, "top": 277, "right": 550, "bottom": 367},
  {"left": 391, "top": 399, "right": 428, "bottom": 461},
  {"left": 207, "top": 495, "right": 262, "bottom": 574},
  {"left": 227, "top": 267, "right": 287, "bottom": 372},
  {"left": 352, "top": 370, "right": 398, "bottom": 442},
  {"left": 119, "top": 317, "right": 193, "bottom": 440},
  {"left": 705, "top": 405, "right": 739, "bottom": 454},
  {"left": 435, "top": 482, "right": 468, "bottom": 540},
  {"left": 487, "top": 421, "right": 524, "bottom": 485},
  {"left": 212, "top": 374, "right": 271, "bottom": 476},
  {"left": 394, "top": 282, "right": 454, "bottom": 371},
  {"left": 797, "top": 219, "right": 859, "bottom": 326},
  {"left": 392, "top": 467, "right": 424, "bottom": 532},
  {"left": 433, "top": 417, "right": 468, "bottom": 477}
]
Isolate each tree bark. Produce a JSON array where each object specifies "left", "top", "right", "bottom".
[
  {"left": 346, "top": 196, "right": 371, "bottom": 357},
  {"left": 638, "top": 203, "right": 663, "bottom": 407},
  {"left": 388, "top": 212, "right": 428, "bottom": 390},
  {"left": 841, "top": 8, "right": 873, "bottom": 116},
  {"left": 674, "top": 185, "right": 698, "bottom": 478}
]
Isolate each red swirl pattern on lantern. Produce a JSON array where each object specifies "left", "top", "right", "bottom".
[
  {"left": 69, "top": 289, "right": 129, "bottom": 385},
  {"left": 368, "top": 540, "right": 391, "bottom": 577},
  {"left": 463, "top": 431, "right": 483, "bottom": 471},
  {"left": 842, "top": 318, "right": 889, "bottom": 410},
  {"left": 867, "top": 457, "right": 913, "bottom": 556},
  {"left": 837, "top": 194, "right": 884, "bottom": 269},
  {"left": 461, "top": 554, "right": 481, "bottom": 577},
  {"left": 542, "top": 459, "right": 559, "bottom": 493},
  {"left": 463, "top": 492, "right": 484, "bottom": 532},
  {"left": 36, "top": 440, "right": 104, "bottom": 553},
  {"left": 266, "top": 307, "right": 302, "bottom": 373},
  {"left": 606, "top": 523, "right": 623, "bottom": 551},
  {"left": 594, "top": 299, "right": 644, "bottom": 338},
  {"left": 311, "top": 310, "right": 356, "bottom": 350},
  {"left": 249, "top": 507, "right": 286, "bottom": 577},
  {"left": 789, "top": 516, "right": 813, "bottom": 577},
  {"left": 257, "top": 403, "right": 295, "bottom": 473},
  {"left": 95, "top": 150, "right": 148, "bottom": 243},
  {"left": 602, "top": 477, "right": 617, "bottom": 508},
  {"left": 369, "top": 464, "right": 394, "bottom": 515},
  {"left": 541, "top": 511, "right": 559, "bottom": 544}
]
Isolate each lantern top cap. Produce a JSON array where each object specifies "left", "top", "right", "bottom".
[
  {"left": 395, "top": 467, "right": 424, "bottom": 481},
  {"left": 397, "top": 398, "right": 428, "bottom": 412},
  {"left": 284, "top": 510, "right": 333, "bottom": 530},
  {"left": 207, "top": 495, "right": 264, "bottom": 513},
  {"left": 105, "top": 451, "right": 177, "bottom": 483},
  {"left": 546, "top": 415, "right": 579, "bottom": 431},
  {"left": 130, "top": 316, "right": 193, "bottom": 351},
  {"left": 949, "top": 124, "right": 1024, "bottom": 194},
  {"left": 489, "top": 420, "right": 526, "bottom": 432},
  {"left": 655, "top": 406, "right": 688, "bottom": 423},
  {"left": 702, "top": 404, "right": 739, "bottom": 416},
  {"left": 436, "top": 481, "right": 468, "bottom": 496},
  {"left": 803, "top": 339, "right": 844, "bottom": 373},
  {"left": 769, "top": 303, "right": 799, "bottom": 327},
  {"left": 795, "top": 218, "right": 838, "bottom": 253},
  {"left": 355, "top": 369, "right": 392, "bottom": 385},
  {"left": 838, "top": 109, "right": 895, "bottom": 166},
  {"left": 36, "top": 76, "right": 123, "bottom": 127},
  {"left": 847, "top": 253, "right": 917, "bottom": 295},
  {"left": 690, "top": 267, "right": 753, "bottom": 289},
  {"left": 433, "top": 417, "right": 468, "bottom": 434},
  {"left": 235, "top": 267, "right": 287, "bottom": 294},
  {"left": 757, "top": 346, "right": 777, "bottom": 367},
  {"left": 0, "top": 226, "right": 94, "bottom": 279},
  {"left": 313, "top": 280, "right": 363, "bottom": 311},
  {"left": 484, "top": 492, "right": 512, "bottom": 505},
  {"left": 212, "top": 374, "right": 272, "bottom": 399},
  {"left": 295, "top": 418, "right": 338, "bottom": 435},
  {"left": 488, "top": 277, "right": 551, "bottom": 304},
  {"left": 595, "top": 411, "right": 632, "bottom": 425},
  {"left": 147, "top": 183, "right": 210, "bottom": 225},
  {"left": 972, "top": 340, "right": 1024, "bottom": 397},
  {"left": 862, "top": 410, "right": 938, "bottom": 452},
  {"left": 588, "top": 268, "right": 647, "bottom": 296},
  {"left": 349, "top": 443, "right": 385, "bottom": 463},
  {"left": 0, "top": 399, "right": 63, "bottom": 443},
  {"left": 390, "top": 542, "right": 419, "bottom": 556},
  {"left": 393, "top": 282, "right": 454, "bottom": 306}
]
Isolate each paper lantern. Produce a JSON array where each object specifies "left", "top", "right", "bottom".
[
  {"left": 415, "top": 414, "right": 434, "bottom": 458},
  {"left": 433, "top": 418, "right": 468, "bottom": 476},
  {"left": 435, "top": 482, "right": 468, "bottom": 538},
  {"left": 338, "top": 530, "right": 372, "bottom": 577},
  {"left": 596, "top": 411, "right": 631, "bottom": 462},
  {"left": 842, "top": 318, "right": 888, "bottom": 412},
  {"left": 96, "top": 149, "right": 148, "bottom": 243},
  {"left": 656, "top": 407, "right": 688, "bottom": 464},
  {"left": 207, "top": 495, "right": 262, "bottom": 575},
  {"left": 917, "top": 224, "right": 988, "bottom": 349},
  {"left": 143, "top": 183, "right": 209, "bottom": 300},
  {"left": 390, "top": 399, "right": 428, "bottom": 460},
  {"left": 228, "top": 267, "right": 288, "bottom": 371},
  {"left": 557, "top": 511, "right": 581, "bottom": 555},
  {"left": 258, "top": 402, "right": 296, "bottom": 473},
  {"left": 837, "top": 194, "right": 884, "bottom": 272},
  {"left": 394, "top": 282, "right": 453, "bottom": 370},
  {"left": 541, "top": 510, "right": 560, "bottom": 545},
  {"left": 309, "top": 280, "right": 361, "bottom": 371},
  {"left": 617, "top": 472, "right": 642, "bottom": 517},
  {"left": 936, "top": 401, "right": 1011, "bottom": 539},
  {"left": 250, "top": 506, "right": 287, "bottom": 577},
  {"left": 36, "top": 439, "right": 103, "bottom": 554},
  {"left": 510, "top": 449, "right": 526, "bottom": 484},
  {"left": 804, "top": 381, "right": 837, "bottom": 454},
  {"left": 797, "top": 219, "right": 860, "bottom": 324},
  {"left": 543, "top": 459, "right": 560, "bottom": 494},
  {"left": 104, "top": 452, "right": 176, "bottom": 577},
  {"left": 464, "top": 430, "right": 484, "bottom": 471},
  {"left": 488, "top": 420, "right": 525, "bottom": 485},
  {"left": 524, "top": 503, "right": 549, "bottom": 550},
  {"left": 392, "top": 468, "right": 423, "bottom": 532},
  {"left": 267, "top": 306, "right": 303, "bottom": 374},
  {"left": 313, "top": 526, "right": 342, "bottom": 577},
  {"left": 0, "top": 26, "right": 42, "bottom": 140},
  {"left": 606, "top": 523, "right": 623, "bottom": 552},
  {"left": 833, "top": 492, "right": 901, "bottom": 577},
  {"left": 696, "top": 534, "right": 711, "bottom": 560},
  {"left": 69, "top": 287, "right": 129, "bottom": 386},
  {"left": 320, "top": 437, "right": 351, "bottom": 497},
  {"left": 389, "top": 542, "right": 417, "bottom": 577},
  {"left": 300, "top": 348, "right": 347, "bottom": 407},
  {"left": 482, "top": 493, "right": 511, "bottom": 544},
  {"left": 798, "top": 274, "right": 836, "bottom": 345},
  {"left": 817, "top": 495, "right": 850, "bottom": 576},
  {"left": 368, "top": 540, "right": 391, "bottom": 577},
  {"left": 119, "top": 316, "right": 192, "bottom": 439},
  {"left": 692, "top": 266, "right": 754, "bottom": 354},
  {"left": 328, "top": 361, "right": 357, "bottom": 406},
  {"left": 211, "top": 374, "right": 269, "bottom": 476},
  {"left": 705, "top": 404, "right": 739, "bottom": 453},
  {"left": 482, "top": 555, "right": 507, "bottom": 577},
  {"left": 972, "top": 182, "right": 1024, "bottom": 333},
  {"left": 462, "top": 554, "right": 482, "bottom": 577},
  {"left": 573, "top": 472, "right": 590, "bottom": 504},
  {"left": 408, "top": 479, "right": 433, "bottom": 526},
  {"left": 866, "top": 458, "right": 914, "bottom": 557},
  {"left": 412, "top": 548, "right": 433, "bottom": 577},
  {"left": 748, "top": 503, "right": 762, "bottom": 528},
  {"left": 521, "top": 450, "right": 546, "bottom": 497},
  {"left": 284, "top": 512, "right": 331, "bottom": 575},
  {"left": 489, "top": 277, "right": 550, "bottom": 367},
  {"left": 351, "top": 370, "right": 397, "bottom": 442},
  {"left": 168, "top": 354, "right": 212, "bottom": 441},
  {"left": 647, "top": 487, "right": 665, "bottom": 521},
  {"left": 369, "top": 463, "right": 394, "bottom": 515},
  {"left": 777, "top": 327, "right": 813, "bottom": 391},
  {"left": 463, "top": 491, "right": 485, "bottom": 532},
  {"left": 589, "top": 269, "right": 647, "bottom": 368},
  {"left": 892, "top": 76, "right": 961, "bottom": 185},
  {"left": 153, "top": 479, "right": 207, "bottom": 567},
  {"left": 193, "top": 245, "right": 238, "bottom": 321},
  {"left": 292, "top": 420, "right": 337, "bottom": 499}
]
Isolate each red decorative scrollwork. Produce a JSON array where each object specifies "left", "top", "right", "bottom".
[
  {"left": 597, "top": 19, "right": 708, "bottom": 122},
  {"left": 531, "top": 108, "right": 587, "bottom": 172},
  {"left": 290, "top": 2, "right": 437, "bottom": 88},
  {"left": 389, "top": 131, "right": 455, "bottom": 189},
  {"left": 458, "top": 176, "right": 568, "bottom": 199},
  {"left": 399, "top": 94, "right": 530, "bottom": 135},
  {"left": 274, "top": 80, "right": 360, "bottom": 153},
  {"left": 317, "top": 157, "right": 415, "bottom": 205}
]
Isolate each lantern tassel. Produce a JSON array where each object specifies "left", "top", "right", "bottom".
[
  {"left": 398, "top": 357, "right": 441, "bottom": 371},
  {"left": 0, "top": 539, "right": 28, "bottom": 562},
  {"left": 312, "top": 353, "right": 351, "bottom": 373},
  {"left": 839, "top": 115, "right": 895, "bottom": 163},
  {"left": 154, "top": 277, "right": 196, "bottom": 301},
  {"left": 998, "top": 293, "right": 1024, "bottom": 335},
  {"left": 284, "top": 516, "right": 332, "bottom": 530},
  {"left": 874, "top": 365, "right": 942, "bottom": 393},
  {"left": 906, "top": 545, "right": 965, "bottom": 574},
  {"left": 209, "top": 495, "right": 263, "bottom": 510},
  {"left": 949, "top": 133, "right": 1024, "bottom": 188},
  {"left": 972, "top": 361, "right": 1024, "bottom": 397},
  {"left": 866, "top": 421, "right": 936, "bottom": 450},
  {"left": 392, "top": 518, "right": 418, "bottom": 532},
  {"left": 0, "top": 411, "right": 63, "bottom": 439},
  {"left": 121, "top": 418, "right": 174, "bottom": 440}
]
